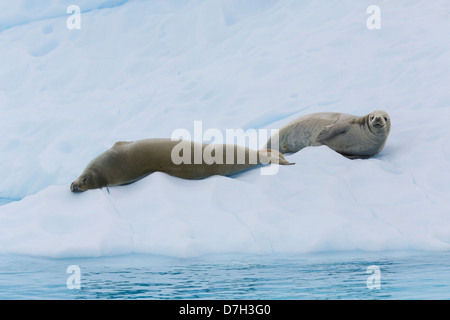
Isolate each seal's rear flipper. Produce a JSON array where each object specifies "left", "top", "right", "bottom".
[{"left": 259, "top": 149, "right": 295, "bottom": 165}]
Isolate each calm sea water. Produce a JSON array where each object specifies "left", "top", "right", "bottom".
[{"left": 1, "top": 251, "right": 449, "bottom": 299}]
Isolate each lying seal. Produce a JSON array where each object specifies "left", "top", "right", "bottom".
[
  {"left": 266, "top": 110, "right": 390, "bottom": 159},
  {"left": 70, "top": 138, "right": 292, "bottom": 192}
]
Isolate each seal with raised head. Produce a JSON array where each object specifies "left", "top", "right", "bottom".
[
  {"left": 70, "top": 138, "right": 292, "bottom": 192},
  {"left": 266, "top": 110, "right": 390, "bottom": 159}
]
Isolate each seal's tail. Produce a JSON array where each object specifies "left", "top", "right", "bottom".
[{"left": 258, "top": 149, "right": 295, "bottom": 165}]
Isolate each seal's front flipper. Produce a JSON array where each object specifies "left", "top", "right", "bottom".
[{"left": 316, "top": 122, "right": 350, "bottom": 142}]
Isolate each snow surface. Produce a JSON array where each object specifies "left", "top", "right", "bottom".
[{"left": 1, "top": 0, "right": 450, "bottom": 258}]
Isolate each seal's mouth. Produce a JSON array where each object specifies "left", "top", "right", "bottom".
[{"left": 373, "top": 122, "right": 384, "bottom": 128}]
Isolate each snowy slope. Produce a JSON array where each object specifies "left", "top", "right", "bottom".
[{"left": 1, "top": 0, "right": 450, "bottom": 258}]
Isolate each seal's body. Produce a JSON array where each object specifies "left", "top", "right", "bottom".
[
  {"left": 266, "top": 110, "right": 390, "bottom": 159},
  {"left": 70, "top": 138, "right": 292, "bottom": 192}
]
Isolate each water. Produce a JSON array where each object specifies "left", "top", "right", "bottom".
[{"left": 1, "top": 251, "right": 450, "bottom": 299}]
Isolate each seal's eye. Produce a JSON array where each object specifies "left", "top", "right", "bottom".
[
  {"left": 82, "top": 177, "right": 89, "bottom": 184},
  {"left": 383, "top": 116, "right": 388, "bottom": 121},
  {"left": 370, "top": 115, "right": 374, "bottom": 121}
]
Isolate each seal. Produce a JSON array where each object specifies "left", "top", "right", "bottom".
[
  {"left": 70, "top": 138, "right": 292, "bottom": 192},
  {"left": 266, "top": 110, "right": 390, "bottom": 159}
]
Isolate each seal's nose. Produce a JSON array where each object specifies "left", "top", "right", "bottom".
[
  {"left": 70, "top": 182, "right": 81, "bottom": 193},
  {"left": 373, "top": 117, "right": 384, "bottom": 128}
]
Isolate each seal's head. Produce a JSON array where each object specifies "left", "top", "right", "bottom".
[
  {"left": 368, "top": 110, "right": 390, "bottom": 131},
  {"left": 70, "top": 170, "right": 104, "bottom": 193}
]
